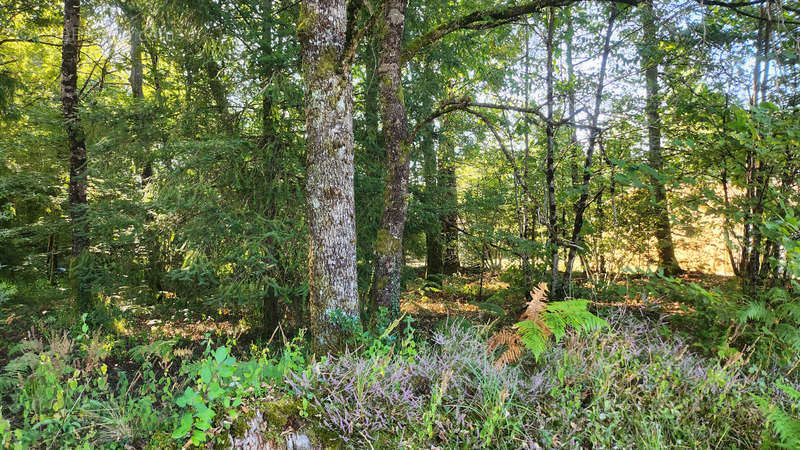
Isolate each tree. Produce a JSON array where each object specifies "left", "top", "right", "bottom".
[
  {"left": 299, "top": 0, "right": 360, "bottom": 352},
  {"left": 370, "top": 0, "right": 413, "bottom": 315},
  {"left": 639, "top": 0, "right": 682, "bottom": 276},
  {"left": 61, "top": 0, "right": 90, "bottom": 310}
]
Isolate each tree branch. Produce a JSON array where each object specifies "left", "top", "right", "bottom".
[{"left": 402, "top": 0, "right": 641, "bottom": 63}]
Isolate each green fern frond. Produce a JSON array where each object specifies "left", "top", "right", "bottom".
[
  {"left": 776, "top": 302, "right": 800, "bottom": 323},
  {"left": 775, "top": 324, "right": 800, "bottom": 355},
  {"left": 514, "top": 320, "right": 548, "bottom": 360},
  {"left": 738, "top": 301, "right": 771, "bottom": 322},
  {"left": 514, "top": 299, "right": 608, "bottom": 360},
  {"left": 546, "top": 300, "right": 609, "bottom": 336},
  {"left": 755, "top": 383, "right": 800, "bottom": 448}
]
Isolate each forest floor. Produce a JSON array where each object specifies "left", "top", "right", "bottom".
[{"left": 0, "top": 269, "right": 795, "bottom": 448}]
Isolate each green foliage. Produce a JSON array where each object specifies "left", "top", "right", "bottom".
[
  {"left": 516, "top": 300, "right": 609, "bottom": 361},
  {"left": 755, "top": 382, "right": 800, "bottom": 448},
  {"left": 0, "top": 282, "right": 16, "bottom": 306},
  {"left": 737, "top": 286, "right": 800, "bottom": 365},
  {"left": 171, "top": 336, "right": 304, "bottom": 446}
]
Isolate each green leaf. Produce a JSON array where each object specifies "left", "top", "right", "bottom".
[
  {"left": 195, "top": 403, "right": 215, "bottom": 429},
  {"left": 214, "top": 346, "right": 229, "bottom": 365},
  {"left": 172, "top": 413, "right": 193, "bottom": 439},
  {"left": 191, "top": 429, "right": 208, "bottom": 445},
  {"left": 207, "top": 382, "right": 224, "bottom": 401},
  {"left": 176, "top": 387, "right": 196, "bottom": 408}
]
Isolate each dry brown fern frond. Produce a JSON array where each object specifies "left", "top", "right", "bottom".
[
  {"left": 487, "top": 328, "right": 523, "bottom": 368},
  {"left": 519, "top": 282, "right": 552, "bottom": 336},
  {"left": 173, "top": 347, "right": 193, "bottom": 359},
  {"left": 520, "top": 282, "right": 549, "bottom": 321}
]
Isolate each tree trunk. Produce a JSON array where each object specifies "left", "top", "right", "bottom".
[
  {"left": 565, "top": 7, "right": 616, "bottom": 285},
  {"left": 640, "top": 0, "right": 682, "bottom": 276},
  {"left": 544, "top": 9, "right": 560, "bottom": 298},
  {"left": 422, "top": 128, "right": 444, "bottom": 278},
  {"left": 744, "top": 5, "right": 771, "bottom": 289},
  {"left": 370, "top": 0, "right": 411, "bottom": 316},
  {"left": 128, "top": 9, "right": 144, "bottom": 100},
  {"left": 62, "top": 0, "right": 90, "bottom": 311},
  {"left": 566, "top": 11, "right": 581, "bottom": 189},
  {"left": 261, "top": 0, "right": 281, "bottom": 335},
  {"left": 440, "top": 129, "right": 459, "bottom": 275},
  {"left": 124, "top": 6, "right": 152, "bottom": 185},
  {"left": 299, "top": 0, "right": 359, "bottom": 353},
  {"left": 261, "top": 0, "right": 276, "bottom": 141}
]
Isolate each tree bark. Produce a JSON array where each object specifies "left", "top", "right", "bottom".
[
  {"left": 128, "top": 8, "right": 144, "bottom": 100},
  {"left": 422, "top": 128, "right": 444, "bottom": 278},
  {"left": 299, "top": 0, "right": 359, "bottom": 353},
  {"left": 744, "top": 5, "right": 771, "bottom": 289},
  {"left": 440, "top": 131, "right": 459, "bottom": 275},
  {"left": 62, "top": 0, "right": 90, "bottom": 310},
  {"left": 565, "top": 11, "right": 580, "bottom": 189},
  {"left": 370, "top": 0, "right": 412, "bottom": 315},
  {"left": 640, "top": 0, "right": 682, "bottom": 276},
  {"left": 544, "top": 8, "right": 560, "bottom": 297}
]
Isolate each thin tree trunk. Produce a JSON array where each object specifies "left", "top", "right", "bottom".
[
  {"left": 565, "top": 7, "right": 616, "bottom": 284},
  {"left": 128, "top": 9, "right": 144, "bottom": 100},
  {"left": 520, "top": 21, "right": 534, "bottom": 293},
  {"left": 423, "top": 128, "right": 444, "bottom": 278},
  {"left": 124, "top": 6, "right": 152, "bottom": 185},
  {"left": 261, "top": 0, "right": 276, "bottom": 141},
  {"left": 544, "top": 8, "right": 560, "bottom": 298},
  {"left": 640, "top": 0, "right": 682, "bottom": 276},
  {"left": 62, "top": 0, "right": 90, "bottom": 310},
  {"left": 370, "top": 0, "right": 412, "bottom": 315},
  {"left": 440, "top": 127, "right": 460, "bottom": 275},
  {"left": 566, "top": 11, "right": 580, "bottom": 188},
  {"left": 745, "top": 5, "right": 771, "bottom": 289},
  {"left": 299, "top": 0, "right": 359, "bottom": 353},
  {"left": 261, "top": 0, "right": 281, "bottom": 335}
]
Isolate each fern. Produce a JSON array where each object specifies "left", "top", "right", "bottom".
[
  {"left": 737, "top": 287, "right": 800, "bottom": 362},
  {"left": 738, "top": 300, "right": 771, "bottom": 322},
  {"left": 755, "top": 383, "right": 800, "bottom": 448},
  {"left": 488, "top": 283, "right": 609, "bottom": 365}
]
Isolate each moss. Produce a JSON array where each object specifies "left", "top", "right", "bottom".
[
  {"left": 230, "top": 406, "right": 258, "bottom": 439},
  {"left": 304, "top": 424, "right": 345, "bottom": 449},
  {"left": 296, "top": 8, "right": 318, "bottom": 42},
  {"left": 143, "top": 431, "right": 180, "bottom": 450},
  {"left": 262, "top": 396, "right": 300, "bottom": 429},
  {"left": 375, "top": 229, "right": 400, "bottom": 256}
]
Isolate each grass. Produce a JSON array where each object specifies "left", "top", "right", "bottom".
[{"left": 0, "top": 270, "right": 796, "bottom": 448}]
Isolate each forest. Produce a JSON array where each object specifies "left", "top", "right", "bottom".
[{"left": 1, "top": 0, "right": 800, "bottom": 447}]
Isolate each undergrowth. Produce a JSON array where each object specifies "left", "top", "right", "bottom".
[{"left": 0, "top": 286, "right": 797, "bottom": 448}]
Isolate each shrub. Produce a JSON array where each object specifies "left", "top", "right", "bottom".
[{"left": 287, "top": 309, "right": 769, "bottom": 448}]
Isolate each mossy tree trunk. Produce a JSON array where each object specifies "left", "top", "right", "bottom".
[
  {"left": 299, "top": 0, "right": 359, "bottom": 353},
  {"left": 370, "top": 0, "right": 411, "bottom": 317},
  {"left": 62, "top": 0, "right": 90, "bottom": 311},
  {"left": 641, "top": 0, "right": 682, "bottom": 277}
]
